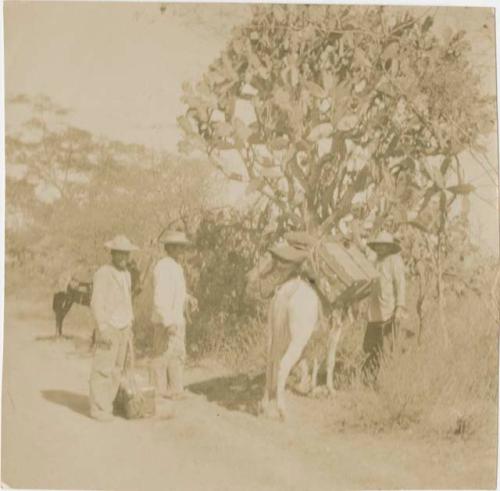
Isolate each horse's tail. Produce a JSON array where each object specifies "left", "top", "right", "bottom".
[{"left": 266, "top": 289, "right": 292, "bottom": 400}]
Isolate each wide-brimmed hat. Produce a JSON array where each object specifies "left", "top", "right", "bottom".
[
  {"left": 104, "top": 235, "right": 139, "bottom": 252},
  {"left": 268, "top": 244, "right": 308, "bottom": 264},
  {"left": 160, "top": 230, "right": 192, "bottom": 246},
  {"left": 367, "top": 231, "right": 401, "bottom": 254}
]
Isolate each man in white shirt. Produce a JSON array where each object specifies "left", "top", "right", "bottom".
[
  {"left": 362, "top": 231, "right": 406, "bottom": 381},
  {"left": 89, "top": 235, "right": 138, "bottom": 421},
  {"left": 149, "top": 231, "right": 195, "bottom": 400}
]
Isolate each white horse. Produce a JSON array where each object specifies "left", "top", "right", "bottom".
[{"left": 246, "top": 251, "right": 346, "bottom": 420}]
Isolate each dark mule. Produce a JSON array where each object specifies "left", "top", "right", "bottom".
[
  {"left": 52, "top": 260, "right": 142, "bottom": 338},
  {"left": 52, "top": 281, "right": 92, "bottom": 337}
]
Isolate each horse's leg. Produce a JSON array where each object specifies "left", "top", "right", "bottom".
[
  {"left": 59, "top": 311, "right": 67, "bottom": 337},
  {"left": 53, "top": 292, "right": 66, "bottom": 337},
  {"left": 60, "top": 300, "right": 73, "bottom": 338},
  {"left": 90, "top": 328, "right": 97, "bottom": 351},
  {"left": 56, "top": 312, "right": 63, "bottom": 337},
  {"left": 260, "top": 302, "right": 275, "bottom": 417},
  {"left": 276, "top": 338, "right": 308, "bottom": 421},
  {"left": 276, "top": 285, "right": 319, "bottom": 420},
  {"left": 310, "top": 358, "right": 319, "bottom": 393},
  {"left": 260, "top": 355, "right": 273, "bottom": 416},
  {"left": 276, "top": 322, "right": 314, "bottom": 420},
  {"left": 326, "top": 326, "right": 342, "bottom": 394},
  {"left": 296, "top": 358, "right": 310, "bottom": 394}
]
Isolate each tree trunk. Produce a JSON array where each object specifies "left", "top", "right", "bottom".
[
  {"left": 416, "top": 275, "right": 425, "bottom": 345},
  {"left": 436, "top": 235, "right": 449, "bottom": 348}
]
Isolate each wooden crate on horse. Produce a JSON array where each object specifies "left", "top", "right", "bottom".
[{"left": 284, "top": 231, "right": 378, "bottom": 309}]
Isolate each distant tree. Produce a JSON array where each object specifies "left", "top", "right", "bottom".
[
  {"left": 6, "top": 94, "right": 98, "bottom": 203},
  {"left": 6, "top": 94, "right": 216, "bottom": 280}
]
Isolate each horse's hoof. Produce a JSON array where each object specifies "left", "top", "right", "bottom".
[
  {"left": 295, "top": 383, "right": 310, "bottom": 395},
  {"left": 311, "top": 386, "right": 329, "bottom": 398},
  {"left": 259, "top": 406, "right": 280, "bottom": 421},
  {"left": 258, "top": 399, "right": 269, "bottom": 415},
  {"left": 327, "top": 386, "right": 337, "bottom": 396},
  {"left": 277, "top": 407, "right": 287, "bottom": 422}
]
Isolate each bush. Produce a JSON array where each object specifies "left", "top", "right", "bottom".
[
  {"left": 186, "top": 209, "right": 266, "bottom": 366},
  {"left": 340, "top": 289, "right": 498, "bottom": 440}
]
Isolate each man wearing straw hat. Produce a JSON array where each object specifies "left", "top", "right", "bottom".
[
  {"left": 362, "top": 231, "right": 406, "bottom": 381},
  {"left": 89, "top": 234, "right": 139, "bottom": 421},
  {"left": 149, "top": 230, "right": 194, "bottom": 400}
]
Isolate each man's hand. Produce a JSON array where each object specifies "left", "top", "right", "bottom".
[{"left": 186, "top": 294, "right": 199, "bottom": 313}]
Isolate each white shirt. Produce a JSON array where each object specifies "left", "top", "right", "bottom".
[
  {"left": 151, "top": 256, "right": 187, "bottom": 327},
  {"left": 368, "top": 254, "right": 406, "bottom": 323},
  {"left": 90, "top": 265, "right": 134, "bottom": 330}
]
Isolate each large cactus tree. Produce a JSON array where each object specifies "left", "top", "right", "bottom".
[{"left": 178, "top": 5, "right": 495, "bottom": 244}]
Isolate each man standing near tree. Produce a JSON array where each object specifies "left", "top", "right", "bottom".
[
  {"left": 89, "top": 235, "right": 139, "bottom": 421},
  {"left": 149, "top": 231, "right": 196, "bottom": 400},
  {"left": 362, "top": 231, "right": 406, "bottom": 381}
]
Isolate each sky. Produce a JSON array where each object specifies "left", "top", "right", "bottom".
[
  {"left": 5, "top": 2, "right": 250, "bottom": 147},
  {"left": 4, "top": 2, "right": 499, "bottom": 253}
]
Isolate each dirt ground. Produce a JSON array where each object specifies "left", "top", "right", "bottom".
[{"left": 1, "top": 293, "right": 497, "bottom": 490}]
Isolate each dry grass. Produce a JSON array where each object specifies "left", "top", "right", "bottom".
[{"left": 335, "top": 292, "right": 498, "bottom": 440}]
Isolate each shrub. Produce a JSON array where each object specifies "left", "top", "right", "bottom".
[
  {"left": 187, "top": 209, "right": 265, "bottom": 365},
  {"left": 341, "top": 288, "right": 498, "bottom": 439}
]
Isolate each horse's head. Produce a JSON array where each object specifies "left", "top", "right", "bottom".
[
  {"left": 246, "top": 251, "right": 297, "bottom": 300},
  {"left": 247, "top": 252, "right": 273, "bottom": 284}
]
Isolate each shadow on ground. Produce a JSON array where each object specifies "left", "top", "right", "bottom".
[
  {"left": 35, "top": 334, "right": 94, "bottom": 354},
  {"left": 41, "top": 390, "right": 91, "bottom": 419},
  {"left": 187, "top": 373, "right": 265, "bottom": 416},
  {"left": 35, "top": 334, "right": 64, "bottom": 342}
]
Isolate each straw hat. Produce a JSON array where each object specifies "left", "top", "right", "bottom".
[
  {"left": 367, "top": 231, "right": 401, "bottom": 254},
  {"left": 104, "top": 235, "right": 139, "bottom": 252},
  {"left": 160, "top": 230, "right": 192, "bottom": 246}
]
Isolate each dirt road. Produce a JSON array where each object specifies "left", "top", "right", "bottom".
[{"left": 2, "top": 294, "right": 497, "bottom": 490}]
